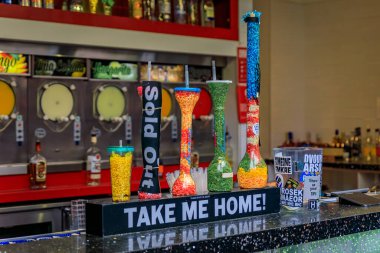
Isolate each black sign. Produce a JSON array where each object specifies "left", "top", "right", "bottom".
[
  {"left": 139, "top": 81, "right": 162, "bottom": 197},
  {"left": 91, "top": 60, "right": 138, "bottom": 81},
  {"left": 188, "top": 66, "right": 222, "bottom": 82},
  {"left": 34, "top": 56, "right": 86, "bottom": 77},
  {"left": 86, "top": 188, "right": 280, "bottom": 236}
]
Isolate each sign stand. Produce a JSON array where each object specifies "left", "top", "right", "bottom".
[{"left": 86, "top": 187, "right": 280, "bottom": 236}]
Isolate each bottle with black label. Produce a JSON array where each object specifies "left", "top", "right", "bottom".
[
  {"left": 282, "top": 132, "right": 295, "bottom": 147},
  {"left": 28, "top": 140, "right": 47, "bottom": 190},
  {"left": 158, "top": 0, "right": 172, "bottom": 22},
  {"left": 331, "top": 129, "right": 341, "bottom": 148},
  {"left": 174, "top": 0, "right": 187, "bottom": 24},
  {"left": 86, "top": 134, "right": 102, "bottom": 186},
  {"left": 201, "top": 0, "right": 214, "bottom": 27}
]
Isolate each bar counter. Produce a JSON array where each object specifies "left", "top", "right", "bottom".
[{"left": 1, "top": 202, "right": 380, "bottom": 252}]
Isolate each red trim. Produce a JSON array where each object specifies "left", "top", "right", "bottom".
[
  {"left": 0, "top": 3, "right": 238, "bottom": 41},
  {"left": 0, "top": 162, "right": 210, "bottom": 204}
]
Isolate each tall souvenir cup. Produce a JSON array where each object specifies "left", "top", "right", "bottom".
[
  {"left": 237, "top": 11, "right": 268, "bottom": 189},
  {"left": 207, "top": 80, "right": 233, "bottom": 192},
  {"left": 108, "top": 146, "right": 134, "bottom": 202},
  {"left": 138, "top": 81, "right": 162, "bottom": 199},
  {"left": 172, "top": 87, "right": 200, "bottom": 196}
]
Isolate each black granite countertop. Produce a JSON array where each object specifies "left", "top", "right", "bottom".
[{"left": 1, "top": 202, "right": 380, "bottom": 252}]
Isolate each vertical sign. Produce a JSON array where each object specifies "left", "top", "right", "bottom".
[
  {"left": 237, "top": 47, "right": 248, "bottom": 124},
  {"left": 237, "top": 47, "right": 247, "bottom": 84}
]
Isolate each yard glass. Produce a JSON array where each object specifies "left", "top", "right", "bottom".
[
  {"left": 172, "top": 87, "right": 200, "bottom": 196},
  {"left": 207, "top": 80, "right": 233, "bottom": 192}
]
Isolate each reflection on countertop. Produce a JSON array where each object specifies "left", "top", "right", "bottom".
[
  {"left": 2, "top": 203, "right": 380, "bottom": 252},
  {"left": 266, "top": 227, "right": 380, "bottom": 253}
]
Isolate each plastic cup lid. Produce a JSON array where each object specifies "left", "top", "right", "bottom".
[
  {"left": 174, "top": 87, "right": 201, "bottom": 93},
  {"left": 107, "top": 146, "right": 134, "bottom": 153}
]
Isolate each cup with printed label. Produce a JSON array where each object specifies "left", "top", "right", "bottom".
[{"left": 273, "top": 147, "right": 323, "bottom": 211}]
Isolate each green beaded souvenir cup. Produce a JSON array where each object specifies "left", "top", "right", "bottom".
[{"left": 207, "top": 80, "right": 233, "bottom": 192}]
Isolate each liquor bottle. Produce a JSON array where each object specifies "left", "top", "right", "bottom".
[
  {"left": 86, "top": 133, "right": 102, "bottom": 186},
  {"left": 351, "top": 127, "right": 362, "bottom": 160},
  {"left": 158, "top": 0, "right": 172, "bottom": 22},
  {"left": 130, "top": 0, "right": 143, "bottom": 19},
  {"left": 28, "top": 140, "right": 47, "bottom": 190},
  {"left": 20, "top": 0, "right": 30, "bottom": 6},
  {"left": 362, "top": 128, "right": 375, "bottom": 161},
  {"left": 375, "top": 128, "right": 380, "bottom": 161},
  {"left": 70, "top": 0, "right": 84, "bottom": 12},
  {"left": 331, "top": 129, "right": 341, "bottom": 148},
  {"left": 31, "top": 0, "right": 42, "bottom": 7},
  {"left": 201, "top": 0, "right": 214, "bottom": 27},
  {"left": 61, "top": 0, "right": 67, "bottom": 10},
  {"left": 187, "top": 0, "right": 199, "bottom": 25},
  {"left": 342, "top": 132, "right": 351, "bottom": 161},
  {"left": 281, "top": 132, "right": 295, "bottom": 147},
  {"left": 174, "top": 0, "right": 187, "bottom": 24},
  {"left": 143, "top": 0, "right": 156, "bottom": 20},
  {"left": 43, "top": 0, "right": 54, "bottom": 9}
]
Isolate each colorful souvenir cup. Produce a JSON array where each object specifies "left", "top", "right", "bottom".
[
  {"left": 108, "top": 146, "right": 134, "bottom": 202},
  {"left": 172, "top": 87, "right": 200, "bottom": 196}
]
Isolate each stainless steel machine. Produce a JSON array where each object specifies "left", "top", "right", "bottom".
[
  {"left": 0, "top": 75, "right": 28, "bottom": 175},
  {"left": 84, "top": 80, "right": 136, "bottom": 167},
  {"left": 27, "top": 78, "right": 87, "bottom": 172}
]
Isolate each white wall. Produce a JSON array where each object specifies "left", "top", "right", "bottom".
[
  {"left": 303, "top": 0, "right": 380, "bottom": 141},
  {"left": 268, "top": 0, "right": 380, "bottom": 149},
  {"left": 270, "top": 0, "right": 306, "bottom": 149}
]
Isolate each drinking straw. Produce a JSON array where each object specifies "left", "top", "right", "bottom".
[
  {"left": 185, "top": 65, "right": 189, "bottom": 88},
  {"left": 148, "top": 61, "right": 151, "bottom": 82},
  {"left": 212, "top": 60, "right": 216, "bottom": 81}
]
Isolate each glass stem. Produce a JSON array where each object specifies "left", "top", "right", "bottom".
[
  {"left": 214, "top": 107, "right": 225, "bottom": 157},
  {"left": 246, "top": 98, "right": 261, "bottom": 162},
  {"left": 180, "top": 111, "right": 192, "bottom": 175}
]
